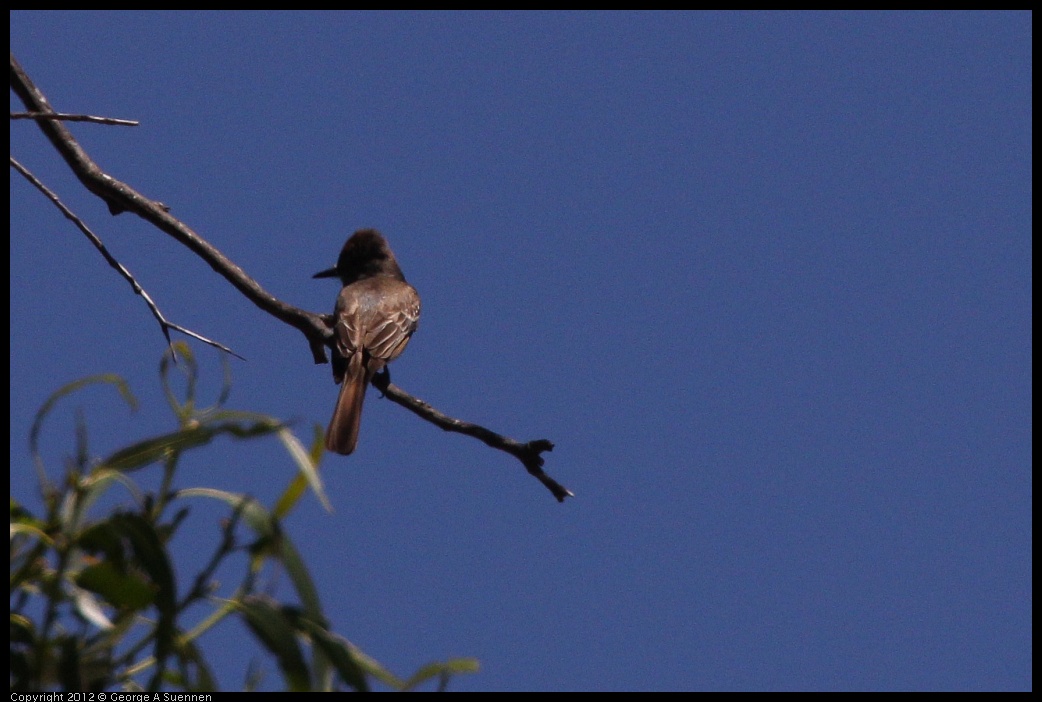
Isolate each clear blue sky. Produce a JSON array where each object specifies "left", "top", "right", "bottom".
[{"left": 10, "top": 11, "right": 1031, "bottom": 692}]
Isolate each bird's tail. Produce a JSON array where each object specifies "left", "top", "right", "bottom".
[{"left": 326, "top": 360, "right": 370, "bottom": 455}]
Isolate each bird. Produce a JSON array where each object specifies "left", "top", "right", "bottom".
[{"left": 313, "top": 229, "right": 421, "bottom": 455}]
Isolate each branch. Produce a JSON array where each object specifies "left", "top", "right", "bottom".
[
  {"left": 10, "top": 52, "right": 569, "bottom": 501},
  {"left": 10, "top": 52, "right": 332, "bottom": 364},
  {"left": 373, "top": 373, "right": 572, "bottom": 502},
  {"left": 11, "top": 111, "right": 139, "bottom": 126},
  {"left": 10, "top": 156, "right": 242, "bottom": 360}
]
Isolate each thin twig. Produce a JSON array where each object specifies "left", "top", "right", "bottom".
[
  {"left": 10, "top": 156, "right": 242, "bottom": 360},
  {"left": 11, "top": 111, "right": 139, "bottom": 126}
]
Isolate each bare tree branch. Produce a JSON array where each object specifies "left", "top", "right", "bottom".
[
  {"left": 10, "top": 52, "right": 570, "bottom": 501},
  {"left": 373, "top": 373, "right": 571, "bottom": 502},
  {"left": 11, "top": 111, "right": 139, "bottom": 126},
  {"left": 10, "top": 156, "right": 242, "bottom": 360},
  {"left": 10, "top": 52, "right": 332, "bottom": 364}
]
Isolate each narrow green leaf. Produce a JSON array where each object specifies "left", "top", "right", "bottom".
[
  {"left": 10, "top": 613, "right": 35, "bottom": 644},
  {"left": 100, "top": 427, "right": 218, "bottom": 472},
  {"left": 29, "top": 373, "right": 136, "bottom": 487},
  {"left": 173, "top": 637, "right": 219, "bottom": 692},
  {"left": 177, "top": 489, "right": 276, "bottom": 540},
  {"left": 342, "top": 642, "right": 407, "bottom": 690},
  {"left": 404, "top": 658, "right": 481, "bottom": 691},
  {"left": 276, "top": 534, "right": 324, "bottom": 624},
  {"left": 10, "top": 522, "right": 52, "bottom": 546},
  {"left": 238, "top": 595, "right": 310, "bottom": 692},
  {"left": 273, "top": 472, "right": 309, "bottom": 522},
  {"left": 100, "top": 418, "right": 284, "bottom": 474},
  {"left": 78, "top": 469, "right": 141, "bottom": 515},
  {"left": 274, "top": 427, "right": 331, "bottom": 517},
  {"left": 160, "top": 341, "right": 198, "bottom": 421},
  {"left": 293, "top": 616, "right": 369, "bottom": 692}
]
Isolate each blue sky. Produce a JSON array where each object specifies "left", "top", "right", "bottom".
[{"left": 10, "top": 11, "right": 1031, "bottom": 691}]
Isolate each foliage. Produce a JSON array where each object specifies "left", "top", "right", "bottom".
[{"left": 10, "top": 343, "right": 478, "bottom": 692}]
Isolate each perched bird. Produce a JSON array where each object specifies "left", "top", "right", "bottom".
[{"left": 314, "top": 229, "right": 420, "bottom": 454}]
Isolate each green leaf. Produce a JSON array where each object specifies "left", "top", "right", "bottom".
[
  {"left": 341, "top": 643, "right": 406, "bottom": 690},
  {"left": 10, "top": 497, "right": 35, "bottom": 522},
  {"left": 99, "top": 419, "right": 283, "bottom": 473},
  {"left": 75, "top": 562, "right": 156, "bottom": 610},
  {"left": 172, "top": 637, "right": 219, "bottom": 692},
  {"left": 177, "top": 489, "right": 276, "bottom": 541},
  {"left": 76, "top": 521, "right": 128, "bottom": 569},
  {"left": 29, "top": 373, "right": 136, "bottom": 487},
  {"left": 109, "top": 514, "right": 177, "bottom": 662},
  {"left": 274, "top": 427, "right": 331, "bottom": 517},
  {"left": 238, "top": 595, "right": 310, "bottom": 692},
  {"left": 9, "top": 521, "right": 52, "bottom": 546},
  {"left": 292, "top": 615, "right": 369, "bottom": 692},
  {"left": 77, "top": 470, "right": 141, "bottom": 520},
  {"left": 178, "top": 488, "right": 324, "bottom": 620},
  {"left": 160, "top": 342, "right": 198, "bottom": 421},
  {"left": 99, "top": 427, "right": 217, "bottom": 472},
  {"left": 10, "top": 613, "right": 35, "bottom": 644},
  {"left": 276, "top": 533, "right": 323, "bottom": 625},
  {"left": 403, "top": 658, "right": 481, "bottom": 691}
]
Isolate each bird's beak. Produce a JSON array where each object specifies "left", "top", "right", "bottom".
[{"left": 313, "top": 267, "right": 339, "bottom": 279}]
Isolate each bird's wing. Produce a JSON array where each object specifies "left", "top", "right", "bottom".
[
  {"left": 364, "top": 285, "right": 420, "bottom": 362},
  {"left": 334, "top": 280, "right": 420, "bottom": 364}
]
